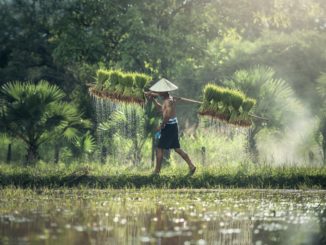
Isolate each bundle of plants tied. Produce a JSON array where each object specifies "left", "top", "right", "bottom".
[
  {"left": 198, "top": 84, "right": 256, "bottom": 127},
  {"left": 89, "top": 69, "right": 152, "bottom": 105}
]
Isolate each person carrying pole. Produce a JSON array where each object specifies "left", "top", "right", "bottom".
[{"left": 145, "top": 78, "right": 196, "bottom": 176}]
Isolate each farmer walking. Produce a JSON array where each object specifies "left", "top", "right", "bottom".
[{"left": 145, "top": 78, "right": 196, "bottom": 175}]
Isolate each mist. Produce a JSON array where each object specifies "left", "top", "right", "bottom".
[{"left": 256, "top": 111, "right": 322, "bottom": 166}]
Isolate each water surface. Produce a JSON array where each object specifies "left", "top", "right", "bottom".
[{"left": 0, "top": 189, "right": 325, "bottom": 245}]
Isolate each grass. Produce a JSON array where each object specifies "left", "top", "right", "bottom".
[{"left": 0, "top": 162, "right": 326, "bottom": 189}]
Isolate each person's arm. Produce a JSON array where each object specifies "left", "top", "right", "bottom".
[
  {"left": 144, "top": 91, "right": 160, "bottom": 97},
  {"left": 152, "top": 97, "right": 162, "bottom": 111},
  {"left": 144, "top": 92, "right": 162, "bottom": 111}
]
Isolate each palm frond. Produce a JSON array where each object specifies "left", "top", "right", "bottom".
[
  {"left": 81, "top": 132, "right": 96, "bottom": 154},
  {"left": 37, "top": 80, "right": 65, "bottom": 104},
  {"left": 1, "top": 81, "right": 65, "bottom": 105},
  {"left": 0, "top": 133, "right": 10, "bottom": 144},
  {"left": 71, "top": 131, "right": 96, "bottom": 157},
  {"left": 99, "top": 110, "right": 127, "bottom": 131},
  {"left": 225, "top": 65, "right": 303, "bottom": 129},
  {"left": 63, "top": 127, "right": 79, "bottom": 141}
]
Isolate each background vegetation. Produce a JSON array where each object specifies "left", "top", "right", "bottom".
[{"left": 0, "top": 0, "right": 326, "bottom": 169}]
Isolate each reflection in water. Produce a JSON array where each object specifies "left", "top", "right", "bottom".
[{"left": 0, "top": 190, "right": 325, "bottom": 245}]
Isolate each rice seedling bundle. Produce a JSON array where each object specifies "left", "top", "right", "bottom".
[
  {"left": 199, "top": 84, "right": 256, "bottom": 127},
  {"left": 89, "top": 69, "right": 152, "bottom": 104}
]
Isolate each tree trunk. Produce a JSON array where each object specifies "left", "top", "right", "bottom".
[
  {"left": 151, "top": 136, "right": 155, "bottom": 167},
  {"left": 54, "top": 144, "right": 60, "bottom": 163},
  {"left": 101, "top": 145, "right": 107, "bottom": 164},
  {"left": 201, "top": 146, "right": 206, "bottom": 165},
  {"left": 26, "top": 142, "right": 38, "bottom": 165},
  {"left": 248, "top": 126, "right": 260, "bottom": 163},
  {"left": 321, "top": 121, "right": 326, "bottom": 165},
  {"left": 6, "top": 143, "right": 12, "bottom": 164},
  {"left": 323, "top": 137, "right": 326, "bottom": 165}
]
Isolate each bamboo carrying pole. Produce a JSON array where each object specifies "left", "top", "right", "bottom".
[
  {"left": 89, "top": 88, "right": 269, "bottom": 121},
  {"left": 144, "top": 92, "right": 202, "bottom": 104},
  {"left": 175, "top": 96, "right": 203, "bottom": 104},
  {"left": 145, "top": 92, "right": 269, "bottom": 121}
]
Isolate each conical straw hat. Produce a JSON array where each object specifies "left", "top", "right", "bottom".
[{"left": 149, "top": 78, "right": 178, "bottom": 92}]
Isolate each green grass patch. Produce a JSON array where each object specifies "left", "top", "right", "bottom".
[{"left": 0, "top": 162, "right": 325, "bottom": 189}]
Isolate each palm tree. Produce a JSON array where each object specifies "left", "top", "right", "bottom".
[
  {"left": 224, "top": 66, "right": 302, "bottom": 159},
  {"left": 0, "top": 80, "right": 90, "bottom": 164}
]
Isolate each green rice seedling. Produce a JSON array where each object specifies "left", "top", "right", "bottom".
[
  {"left": 203, "top": 84, "right": 224, "bottom": 102},
  {"left": 133, "top": 88, "right": 144, "bottom": 101},
  {"left": 201, "top": 84, "right": 227, "bottom": 117},
  {"left": 229, "top": 106, "right": 241, "bottom": 123},
  {"left": 113, "top": 71, "right": 125, "bottom": 95},
  {"left": 103, "top": 71, "right": 113, "bottom": 91},
  {"left": 134, "top": 74, "right": 151, "bottom": 89},
  {"left": 133, "top": 73, "right": 151, "bottom": 101},
  {"left": 200, "top": 83, "right": 256, "bottom": 126},
  {"left": 90, "top": 69, "right": 152, "bottom": 104},
  {"left": 213, "top": 86, "right": 225, "bottom": 102},
  {"left": 122, "top": 74, "right": 135, "bottom": 98},
  {"left": 203, "top": 84, "right": 217, "bottom": 102},
  {"left": 96, "top": 69, "right": 110, "bottom": 89},
  {"left": 212, "top": 101, "right": 221, "bottom": 114},
  {"left": 230, "top": 90, "right": 245, "bottom": 110},
  {"left": 220, "top": 88, "right": 234, "bottom": 105},
  {"left": 106, "top": 70, "right": 122, "bottom": 93},
  {"left": 242, "top": 98, "right": 256, "bottom": 112},
  {"left": 199, "top": 100, "right": 211, "bottom": 113}
]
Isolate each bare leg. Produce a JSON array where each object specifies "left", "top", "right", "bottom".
[
  {"left": 174, "top": 148, "right": 196, "bottom": 171},
  {"left": 154, "top": 148, "right": 164, "bottom": 174}
]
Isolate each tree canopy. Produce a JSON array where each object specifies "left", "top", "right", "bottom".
[{"left": 0, "top": 0, "right": 326, "bottom": 164}]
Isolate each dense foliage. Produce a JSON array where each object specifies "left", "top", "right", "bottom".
[
  {"left": 0, "top": 81, "right": 91, "bottom": 164},
  {"left": 0, "top": 0, "right": 325, "bottom": 165}
]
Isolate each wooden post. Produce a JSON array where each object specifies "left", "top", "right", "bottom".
[
  {"left": 151, "top": 136, "right": 155, "bottom": 167},
  {"left": 6, "top": 143, "right": 12, "bottom": 164},
  {"left": 201, "top": 146, "right": 206, "bottom": 165}
]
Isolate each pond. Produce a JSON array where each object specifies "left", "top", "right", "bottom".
[{"left": 0, "top": 189, "right": 325, "bottom": 245}]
